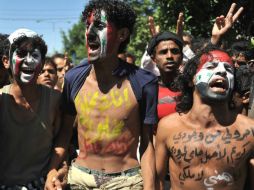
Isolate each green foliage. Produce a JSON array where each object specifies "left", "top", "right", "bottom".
[
  {"left": 62, "top": 0, "right": 254, "bottom": 65},
  {"left": 126, "top": 0, "right": 157, "bottom": 65},
  {"left": 61, "top": 17, "right": 86, "bottom": 64}
]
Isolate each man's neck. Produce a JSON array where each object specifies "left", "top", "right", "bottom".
[
  {"left": 189, "top": 90, "right": 235, "bottom": 128},
  {"left": 12, "top": 81, "right": 40, "bottom": 102}
]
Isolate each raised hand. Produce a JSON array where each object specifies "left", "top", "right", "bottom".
[
  {"left": 176, "top": 12, "right": 184, "bottom": 38},
  {"left": 211, "top": 3, "right": 244, "bottom": 45},
  {"left": 148, "top": 16, "right": 160, "bottom": 37}
]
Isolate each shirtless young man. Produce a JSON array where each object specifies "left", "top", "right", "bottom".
[
  {"left": 155, "top": 46, "right": 254, "bottom": 190},
  {"left": 0, "top": 28, "right": 61, "bottom": 189},
  {"left": 45, "top": 0, "right": 158, "bottom": 189}
]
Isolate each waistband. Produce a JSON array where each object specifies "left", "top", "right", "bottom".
[
  {"left": 72, "top": 162, "right": 141, "bottom": 177},
  {"left": 0, "top": 176, "right": 45, "bottom": 190}
]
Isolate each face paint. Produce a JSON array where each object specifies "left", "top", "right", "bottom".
[
  {"left": 11, "top": 48, "right": 42, "bottom": 84},
  {"left": 195, "top": 50, "right": 234, "bottom": 102},
  {"left": 86, "top": 10, "right": 117, "bottom": 62}
]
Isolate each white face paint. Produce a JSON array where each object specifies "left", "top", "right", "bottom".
[
  {"left": 195, "top": 61, "right": 234, "bottom": 101},
  {"left": 86, "top": 10, "right": 107, "bottom": 61},
  {"left": 86, "top": 10, "right": 117, "bottom": 62},
  {"left": 11, "top": 48, "right": 42, "bottom": 84}
]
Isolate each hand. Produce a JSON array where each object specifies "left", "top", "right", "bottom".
[
  {"left": 211, "top": 3, "right": 244, "bottom": 45},
  {"left": 148, "top": 16, "right": 160, "bottom": 37},
  {"left": 44, "top": 166, "right": 68, "bottom": 190},
  {"left": 176, "top": 12, "right": 184, "bottom": 38},
  {"left": 44, "top": 169, "right": 58, "bottom": 190}
]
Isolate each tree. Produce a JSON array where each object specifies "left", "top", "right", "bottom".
[
  {"left": 62, "top": 0, "right": 254, "bottom": 65},
  {"left": 126, "top": 0, "right": 157, "bottom": 65},
  {"left": 61, "top": 17, "right": 86, "bottom": 64},
  {"left": 155, "top": 0, "right": 254, "bottom": 41}
]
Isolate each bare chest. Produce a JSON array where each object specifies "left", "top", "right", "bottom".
[
  {"left": 168, "top": 127, "right": 254, "bottom": 188},
  {"left": 75, "top": 79, "right": 139, "bottom": 142}
]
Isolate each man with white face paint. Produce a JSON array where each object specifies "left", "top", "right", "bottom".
[
  {"left": 45, "top": 1, "right": 158, "bottom": 190},
  {"left": 0, "top": 28, "right": 62, "bottom": 189},
  {"left": 155, "top": 46, "right": 254, "bottom": 190}
]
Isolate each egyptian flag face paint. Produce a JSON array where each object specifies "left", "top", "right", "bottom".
[
  {"left": 11, "top": 48, "right": 42, "bottom": 84},
  {"left": 194, "top": 50, "right": 234, "bottom": 102},
  {"left": 85, "top": 10, "right": 117, "bottom": 62}
]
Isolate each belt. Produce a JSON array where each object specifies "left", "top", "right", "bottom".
[
  {"left": 0, "top": 176, "right": 45, "bottom": 190},
  {"left": 73, "top": 163, "right": 141, "bottom": 177}
]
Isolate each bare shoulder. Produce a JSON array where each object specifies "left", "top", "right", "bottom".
[
  {"left": 157, "top": 112, "right": 185, "bottom": 139},
  {"left": 236, "top": 114, "right": 254, "bottom": 129}
]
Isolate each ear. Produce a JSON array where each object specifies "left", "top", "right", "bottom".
[
  {"left": 117, "top": 28, "right": 130, "bottom": 43},
  {"left": 2, "top": 55, "right": 10, "bottom": 69}
]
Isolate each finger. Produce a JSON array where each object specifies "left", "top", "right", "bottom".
[
  {"left": 176, "top": 12, "right": 184, "bottom": 36},
  {"left": 250, "top": 159, "right": 254, "bottom": 166},
  {"left": 232, "top": 7, "right": 244, "bottom": 22},
  {"left": 155, "top": 25, "right": 160, "bottom": 34},
  {"left": 148, "top": 16, "right": 156, "bottom": 36},
  {"left": 54, "top": 179, "right": 63, "bottom": 190},
  {"left": 178, "top": 12, "right": 184, "bottom": 23},
  {"left": 226, "top": 3, "right": 236, "bottom": 18}
]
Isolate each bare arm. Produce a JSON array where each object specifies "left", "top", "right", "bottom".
[
  {"left": 45, "top": 113, "right": 75, "bottom": 190},
  {"left": 140, "top": 124, "right": 156, "bottom": 190},
  {"left": 155, "top": 119, "right": 169, "bottom": 190},
  {"left": 211, "top": 3, "right": 244, "bottom": 45}
]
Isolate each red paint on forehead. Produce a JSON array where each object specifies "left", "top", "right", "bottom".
[{"left": 197, "top": 50, "right": 233, "bottom": 72}]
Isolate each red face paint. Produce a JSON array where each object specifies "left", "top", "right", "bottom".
[{"left": 197, "top": 50, "right": 233, "bottom": 72}]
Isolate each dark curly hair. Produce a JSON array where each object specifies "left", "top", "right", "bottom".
[
  {"left": 10, "top": 35, "right": 47, "bottom": 63},
  {"left": 175, "top": 45, "right": 232, "bottom": 114},
  {"left": 82, "top": 0, "right": 136, "bottom": 53},
  {"left": 0, "top": 34, "right": 10, "bottom": 67}
]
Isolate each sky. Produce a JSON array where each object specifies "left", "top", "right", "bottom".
[{"left": 0, "top": 0, "right": 88, "bottom": 55}]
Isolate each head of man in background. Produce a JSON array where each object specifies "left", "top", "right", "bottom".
[
  {"left": 0, "top": 33, "right": 11, "bottom": 88},
  {"left": 147, "top": 31, "right": 183, "bottom": 90},
  {"left": 37, "top": 57, "right": 58, "bottom": 89}
]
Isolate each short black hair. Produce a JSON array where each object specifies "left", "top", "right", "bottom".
[
  {"left": 82, "top": 0, "right": 136, "bottom": 53},
  {"left": 235, "top": 65, "right": 252, "bottom": 95},
  {"left": 44, "top": 57, "right": 57, "bottom": 72},
  {"left": 10, "top": 35, "right": 47, "bottom": 62},
  {"left": 0, "top": 34, "right": 10, "bottom": 67},
  {"left": 147, "top": 31, "right": 183, "bottom": 56}
]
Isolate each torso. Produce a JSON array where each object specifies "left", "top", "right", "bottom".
[
  {"left": 0, "top": 84, "right": 61, "bottom": 184},
  {"left": 163, "top": 113, "right": 254, "bottom": 190},
  {"left": 74, "top": 74, "right": 141, "bottom": 172}
]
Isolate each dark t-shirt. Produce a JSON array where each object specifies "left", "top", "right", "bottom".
[{"left": 61, "top": 59, "right": 158, "bottom": 125}]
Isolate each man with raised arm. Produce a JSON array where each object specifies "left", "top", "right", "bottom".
[
  {"left": 155, "top": 45, "right": 254, "bottom": 190},
  {"left": 45, "top": 0, "right": 158, "bottom": 189}
]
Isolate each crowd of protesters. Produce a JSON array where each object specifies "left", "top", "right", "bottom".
[{"left": 0, "top": 0, "right": 254, "bottom": 190}]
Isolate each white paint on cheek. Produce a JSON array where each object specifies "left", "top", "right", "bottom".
[
  {"left": 195, "top": 69, "right": 213, "bottom": 85},
  {"left": 99, "top": 10, "right": 107, "bottom": 57}
]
